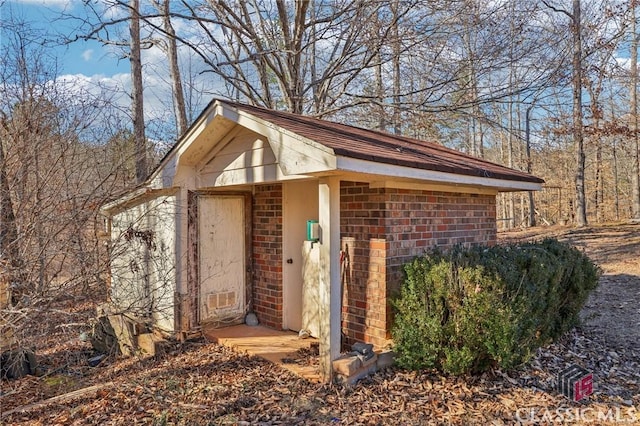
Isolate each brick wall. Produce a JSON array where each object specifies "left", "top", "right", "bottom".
[
  {"left": 251, "top": 184, "right": 283, "bottom": 329},
  {"left": 248, "top": 181, "right": 496, "bottom": 345},
  {"left": 340, "top": 182, "right": 388, "bottom": 349},
  {"left": 384, "top": 187, "right": 497, "bottom": 296},
  {"left": 340, "top": 181, "right": 497, "bottom": 350}
]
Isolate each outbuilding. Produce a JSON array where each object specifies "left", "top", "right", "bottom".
[{"left": 101, "top": 99, "right": 543, "bottom": 379}]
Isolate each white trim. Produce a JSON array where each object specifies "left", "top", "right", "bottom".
[
  {"left": 147, "top": 106, "right": 214, "bottom": 182},
  {"left": 101, "top": 187, "right": 180, "bottom": 216},
  {"left": 369, "top": 180, "right": 499, "bottom": 195},
  {"left": 336, "top": 156, "right": 542, "bottom": 192},
  {"left": 232, "top": 109, "right": 335, "bottom": 156},
  {"left": 228, "top": 107, "right": 337, "bottom": 175},
  {"left": 199, "top": 164, "right": 305, "bottom": 187},
  {"left": 148, "top": 102, "right": 229, "bottom": 183},
  {"left": 318, "top": 177, "right": 341, "bottom": 381}
]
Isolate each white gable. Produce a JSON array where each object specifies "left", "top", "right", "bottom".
[{"left": 198, "top": 127, "right": 295, "bottom": 187}]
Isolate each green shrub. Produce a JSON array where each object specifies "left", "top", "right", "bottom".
[{"left": 391, "top": 239, "right": 600, "bottom": 375}]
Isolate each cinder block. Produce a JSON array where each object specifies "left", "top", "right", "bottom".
[
  {"left": 108, "top": 314, "right": 135, "bottom": 357},
  {"left": 332, "top": 353, "right": 362, "bottom": 377},
  {"left": 336, "top": 357, "right": 379, "bottom": 386},
  {"left": 333, "top": 353, "right": 379, "bottom": 385},
  {"left": 376, "top": 350, "right": 395, "bottom": 369},
  {"left": 137, "top": 333, "right": 156, "bottom": 357}
]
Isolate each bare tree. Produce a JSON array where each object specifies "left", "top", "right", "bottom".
[
  {"left": 571, "top": 0, "right": 587, "bottom": 227},
  {"left": 57, "top": 0, "right": 640, "bottom": 229},
  {"left": 156, "top": 0, "right": 188, "bottom": 137},
  {"left": 541, "top": 0, "right": 587, "bottom": 226},
  {"left": 130, "top": 0, "right": 148, "bottom": 183},
  {"left": 0, "top": 14, "right": 141, "bottom": 374},
  {"left": 630, "top": 1, "right": 640, "bottom": 220}
]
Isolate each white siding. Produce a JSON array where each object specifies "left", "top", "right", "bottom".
[
  {"left": 198, "top": 128, "right": 299, "bottom": 187},
  {"left": 110, "top": 195, "right": 177, "bottom": 332}
]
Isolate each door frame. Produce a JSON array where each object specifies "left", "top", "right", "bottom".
[{"left": 187, "top": 190, "right": 252, "bottom": 328}]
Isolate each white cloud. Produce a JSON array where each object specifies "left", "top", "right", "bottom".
[
  {"left": 81, "top": 49, "right": 94, "bottom": 62},
  {"left": 9, "top": 0, "right": 74, "bottom": 8},
  {"left": 54, "top": 71, "right": 181, "bottom": 141},
  {"left": 615, "top": 56, "right": 634, "bottom": 72}
]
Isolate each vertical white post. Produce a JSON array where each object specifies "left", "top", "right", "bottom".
[{"left": 318, "top": 177, "right": 341, "bottom": 381}]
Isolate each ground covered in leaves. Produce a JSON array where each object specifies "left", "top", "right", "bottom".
[{"left": 1, "top": 224, "right": 639, "bottom": 425}]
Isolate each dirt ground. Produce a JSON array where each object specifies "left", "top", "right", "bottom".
[
  {"left": 499, "top": 223, "right": 640, "bottom": 354},
  {"left": 0, "top": 224, "right": 638, "bottom": 425}
]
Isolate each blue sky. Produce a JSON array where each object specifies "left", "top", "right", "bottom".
[
  {"left": 4, "top": 0, "right": 130, "bottom": 77},
  {"left": 3, "top": 0, "right": 220, "bottom": 142}
]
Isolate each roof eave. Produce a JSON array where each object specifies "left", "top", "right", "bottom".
[
  {"left": 335, "top": 156, "right": 543, "bottom": 192},
  {"left": 101, "top": 187, "right": 180, "bottom": 216}
]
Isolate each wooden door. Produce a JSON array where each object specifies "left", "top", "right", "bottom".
[{"left": 198, "top": 195, "right": 246, "bottom": 324}]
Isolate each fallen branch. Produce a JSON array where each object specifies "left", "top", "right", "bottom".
[
  {"left": 178, "top": 402, "right": 209, "bottom": 410},
  {"left": 55, "top": 322, "right": 89, "bottom": 329},
  {"left": 0, "top": 381, "right": 114, "bottom": 418}
]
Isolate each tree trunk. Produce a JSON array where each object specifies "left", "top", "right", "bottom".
[
  {"left": 161, "top": 0, "right": 188, "bottom": 137},
  {"left": 375, "top": 52, "right": 385, "bottom": 131},
  {"left": 507, "top": 57, "right": 515, "bottom": 229},
  {"left": 595, "top": 137, "right": 603, "bottom": 222},
  {"left": 572, "top": 0, "right": 587, "bottom": 227},
  {"left": 0, "top": 134, "right": 23, "bottom": 300},
  {"left": 0, "top": 146, "right": 18, "bottom": 260},
  {"left": 613, "top": 137, "right": 620, "bottom": 220},
  {"left": 130, "top": 0, "right": 147, "bottom": 184},
  {"left": 392, "top": 0, "right": 401, "bottom": 135},
  {"left": 310, "top": 3, "right": 319, "bottom": 115},
  {"left": 630, "top": 3, "right": 640, "bottom": 220},
  {"left": 525, "top": 106, "right": 536, "bottom": 226},
  {"left": 464, "top": 3, "right": 481, "bottom": 157},
  {"left": 585, "top": 77, "right": 603, "bottom": 223}
]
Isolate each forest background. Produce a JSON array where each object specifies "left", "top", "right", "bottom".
[{"left": 1, "top": 0, "right": 639, "bottom": 357}]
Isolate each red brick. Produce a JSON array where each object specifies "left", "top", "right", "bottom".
[{"left": 339, "top": 181, "right": 496, "bottom": 350}]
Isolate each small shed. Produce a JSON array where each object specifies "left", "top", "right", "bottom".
[{"left": 101, "top": 99, "right": 543, "bottom": 379}]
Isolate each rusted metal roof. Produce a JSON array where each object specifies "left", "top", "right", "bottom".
[{"left": 223, "top": 100, "right": 544, "bottom": 185}]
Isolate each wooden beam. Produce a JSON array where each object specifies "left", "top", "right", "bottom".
[
  {"left": 1, "top": 382, "right": 115, "bottom": 418},
  {"left": 318, "top": 177, "right": 341, "bottom": 381}
]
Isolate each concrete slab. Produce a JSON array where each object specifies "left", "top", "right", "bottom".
[{"left": 203, "top": 324, "right": 321, "bottom": 382}]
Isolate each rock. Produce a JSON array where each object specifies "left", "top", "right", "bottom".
[
  {"left": 88, "top": 354, "right": 106, "bottom": 367},
  {"left": 298, "top": 329, "right": 310, "bottom": 339},
  {"left": 0, "top": 348, "right": 37, "bottom": 379},
  {"left": 245, "top": 312, "right": 259, "bottom": 326},
  {"left": 352, "top": 342, "right": 374, "bottom": 358}
]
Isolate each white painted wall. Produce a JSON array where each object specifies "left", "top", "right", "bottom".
[
  {"left": 283, "top": 180, "right": 319, "bottom": 332},
  {"left": 110, "top": 195, "right": 177, "bottom": 332},
  {"left": 198, "top": 128, "right": 293, "bottom": 187},
  {"left": 301, "top": 241, "right": 320, "bottom": 337}
]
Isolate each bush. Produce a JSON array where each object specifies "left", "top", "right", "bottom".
[{"left": 391, "top": 239, "right": 600, "bottom": 375}]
